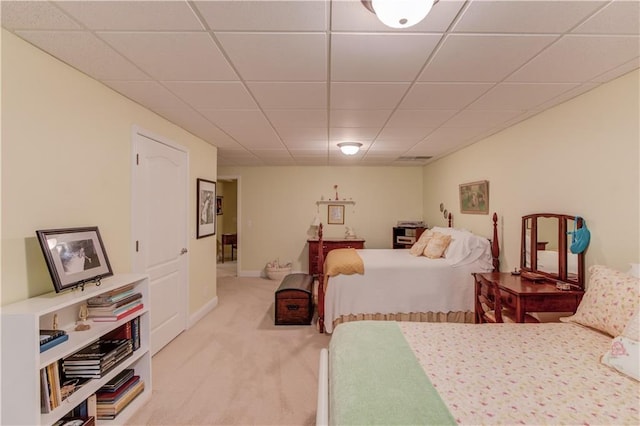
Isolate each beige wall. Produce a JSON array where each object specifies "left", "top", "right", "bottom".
[
  {"left": 1, "top": 30, "right": 217, "bottom": 314},
  {"left": 422, "top": 69, "right": 640, "bottom": 274},
  {"left": 216, "top": 166, "right": 424, "bottom": 274}
]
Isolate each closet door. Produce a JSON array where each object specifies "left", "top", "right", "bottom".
[{"left": 132, "top": 128, "right": 188, "bottom": 355}]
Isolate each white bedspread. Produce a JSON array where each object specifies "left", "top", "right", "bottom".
[{"left": 323, "top": 249, "right": 492, "bottom": 333}]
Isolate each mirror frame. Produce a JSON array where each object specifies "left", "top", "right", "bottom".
[{"left": 521, "top": 213, "right": 585, "bottom": 288}]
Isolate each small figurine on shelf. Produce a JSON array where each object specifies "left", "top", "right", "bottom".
[
  {"left": 345, "top": 226, "right": 357, "bottom": 239},
  {"left": 75, "top": 304, "right": 91, "bottom": 331},
  {"left": 52, "top": 313, "right": 58, "bottom": 331}
]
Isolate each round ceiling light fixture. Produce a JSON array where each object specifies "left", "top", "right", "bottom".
[
  {"left": 362, "top": 0, "right": 435, "bottom": 29},
  {"left": 337, "top": 142, "right": 363, "bottom": 155}
]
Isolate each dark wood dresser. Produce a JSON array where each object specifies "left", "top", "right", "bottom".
[
  {"left": 307, "top": 237, "right": 365, "bottom": 276},
  {"left": 472, "top": 272, "right": 584, "bottom": 323}
]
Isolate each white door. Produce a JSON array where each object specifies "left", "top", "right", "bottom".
[{"left": 132, "top": 128, "right": 188, "bottom": 355}]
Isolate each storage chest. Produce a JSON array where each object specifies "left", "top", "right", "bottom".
[{"left": 275, "top": 273, "right": 314, "bottom": 325}]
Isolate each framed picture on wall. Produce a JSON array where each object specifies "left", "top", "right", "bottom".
[
  {"left": 328, "top": 204, "right": 345, "bottom": 225},
  {"left": 216, "top": 196, "right": 223, "bottom": 215},
  {"left": 35, "top": 226, "right": 113, "bottom": 293},
  {"left": 197, "top": 178, "right": 216, "bottom": 238},
  {"left": 459, "top": 180, "right": 489, "bottom": 214}
]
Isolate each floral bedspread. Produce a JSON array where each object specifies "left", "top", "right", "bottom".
[{"left": 399, "top": 322, "right": 639, "bottom": 425}]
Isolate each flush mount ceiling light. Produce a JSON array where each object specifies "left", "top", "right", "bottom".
[
  {"left": 362, "top": 0, "right": 435, "bottom": 29},
  {"left": 337, "top": 142, "right": 363, "bottom": 155}
]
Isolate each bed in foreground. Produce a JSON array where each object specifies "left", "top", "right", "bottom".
[{"left": 317, "top": 265, "right": 640, "bottom": 425}]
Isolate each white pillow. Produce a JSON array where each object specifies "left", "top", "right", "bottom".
[
  {"left": 601, "top": 309, "right": 640, "bottom": 381},
  {"left": 431, "top": 227, "right": 491, "bottom": 267}
]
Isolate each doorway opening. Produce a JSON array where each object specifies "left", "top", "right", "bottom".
[{"left": 216, "top": 176, "right": 239, "bottom": 277}]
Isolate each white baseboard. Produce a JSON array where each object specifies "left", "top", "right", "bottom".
[{"left": 188, "top": 296, "right": 218, "bottom": 328}]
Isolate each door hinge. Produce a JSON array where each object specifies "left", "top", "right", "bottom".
[
  {"left": 136, "top": 240, "right": 139, "bottom": 252},
  {"left": 136, "top": 154, "right": 139, "bottom": 165}
]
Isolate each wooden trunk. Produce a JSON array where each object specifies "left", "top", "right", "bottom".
[{"left": 275, "top": 273, "right": 314, "bottom": 325}]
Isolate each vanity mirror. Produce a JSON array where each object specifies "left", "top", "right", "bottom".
[{"left": 521, "top": 213, "right": 585, "bottom": 288}]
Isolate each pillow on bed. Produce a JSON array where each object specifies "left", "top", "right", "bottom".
[
  {"left": 560, "top": 265, "right": 639, "bottom": 337},
  {"left": 423, "top": 232, "right": 451, "bottom": 259},
  {"left": 601, "top": 309, "right": 640, "bottom": 381},
  {"left": 409, "top": 230, "right": 433, "bottom": 256}
]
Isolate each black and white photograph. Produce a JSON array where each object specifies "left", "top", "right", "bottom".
[
  {"left": 36, "top": 227, "right": 113, "bottom": 292},
  {"left": 197, "top": 178, "right": 216, "bottom": 238}
]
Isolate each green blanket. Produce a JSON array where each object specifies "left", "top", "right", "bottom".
[{"left": 329, "top": 321, "right": 456, "bottom": 426}]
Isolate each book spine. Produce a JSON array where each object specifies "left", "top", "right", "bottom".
[
  {"left": 131, "top": 316, "right": 140, "bottom": 351},
  {"left": 91, "top": 303, "right": 143, "bottom": 322},
  {"left": 40, "top": 367, "right": 51, "bottom": 413},
  {"left": 40, "top": 333, "right": 69, "bottom": 353}
]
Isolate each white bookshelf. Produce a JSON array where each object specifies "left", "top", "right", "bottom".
[{"left": 1, "top": 273, "right": 152, "bottom": 425}]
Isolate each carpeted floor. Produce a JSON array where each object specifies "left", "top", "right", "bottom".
[{"left": 126, "top": 268, "right": 330, "bottom": 425}]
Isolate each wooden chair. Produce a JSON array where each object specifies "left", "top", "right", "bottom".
[{"left": 475, "top": 275, "right": 539, "bottom": 323}]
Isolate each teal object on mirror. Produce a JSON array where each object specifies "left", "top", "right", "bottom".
[{"left": 568, "top": 216, "right": 590, "bottom": 254}]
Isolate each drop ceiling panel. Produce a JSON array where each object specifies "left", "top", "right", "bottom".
[
  {"left": 369, "top": 138, "right": 425, "bottom": 151},
  {"left": 330, "top": 83, "right": 410, "bottom": 109},
  {"left": 215, "top": 33, "right": 327, "bottom": 81},
  {"left": 468, "top": 83, "right": 580, "bottom": 110},
  {"left": 572, "top": 0, "right": 640, "bottom": 35},
  {"left": 1, "top": 1, "right": 82, "bottom": 30},
  {"left": 508, "top": 35, "right": 640, "bottom": 82},
  {"left": 98, "top": 31, "right": 238, "bottom": 81},
  {"left": 277, "top": 127, "right": 328, "bottom": 144},
  {"left": 56, "top": 1, "right": 204, "bottom": 31},
  {"left": 400, "top": 83, "right": 493, "bottom": 109},
  {"left": 103, "top": 81, "right": 190, "bottom": 109},
  {"left": 386, "top": 110, "right": 459, "bottom": 128},
  {"left": 153, "top": 106, "right": 238, "bottom": 147},
  {"left": 375, "top": 127, "right": 434, "bottom": 143},
  {"left": 331, "top": 34, "right": 441, "bottom": 81},
  {"left": 329, "top": 127, "right": 380, "bottom": 142},
  {"left": 14, "top": 30, "right": 148, "bottom": 80},
  {"left": 164, "top": 81, "right": 257, "bottom": 109},
  {"left": 444, "top": 109, "right": 524, "bottom": 128},
  {"left": 195, "top": 0, "right": 328, "bottom": 31},
  {"left": 222, "top": 125, "right": 284, "bottom": 150},
  {"left": 453, "top": 0, "right": 607, "bottom": 33},
  {"left": 264, "top": 109, "right": 328, "bottom": 128},
  {"left": 199, "top": 110, "right": 265, "bottom": 128},
  {"left": 330, "top": 109, "right": 392, "bottom": 128},
  {"left": 419, "top": 34, "right": 558, "bottom": 82},
  {"left": 247, "top": 82, "right": 327, "bottom": 109}
]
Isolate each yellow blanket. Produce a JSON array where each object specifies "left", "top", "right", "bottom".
[{"left": 324, "top": 248, "right": 364, "bottom": 277}]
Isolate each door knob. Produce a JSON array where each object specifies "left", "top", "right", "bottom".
[{"left": 180, "top": 248, "right": 188, "bottom": 255}]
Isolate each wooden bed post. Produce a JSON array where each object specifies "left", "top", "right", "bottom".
[
  {"left": 317, "top": 223, "right": 325, "bottom": 333},
  {"left": 448, "top": 212, "right": 453, "bottom": 228},
  {"left": 491, "top": 212, "right": 500, "bottom": 272}
]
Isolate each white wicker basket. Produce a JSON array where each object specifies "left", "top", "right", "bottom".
[{"left": 266, "top": 266, "right": 292, "bottom": 281}]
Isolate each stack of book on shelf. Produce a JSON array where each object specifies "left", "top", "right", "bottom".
[
  {"left": 40, "top": 361, "right": 62, "bottom": 413},
  {"left": 86, "top": 284, "right": 143, "bottom": 322},
  {"left": 95, "top": 369, "right": 145, "bottom": 420},
  {"left": 40, "top": 329, "right": 69, "bottom": 353},
  {"left": 62, "top": 339, "right": 133, "bottom": 379},
  {"left": 102, "top": 317, "right": 141, "bottom": 351},
  {"left": 41, "top": 363, "right": 91, "bottom": 413}
]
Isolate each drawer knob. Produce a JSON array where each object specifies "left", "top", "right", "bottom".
[{"left": 286, "top": 305, "right": 300, "bottom": 311}]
